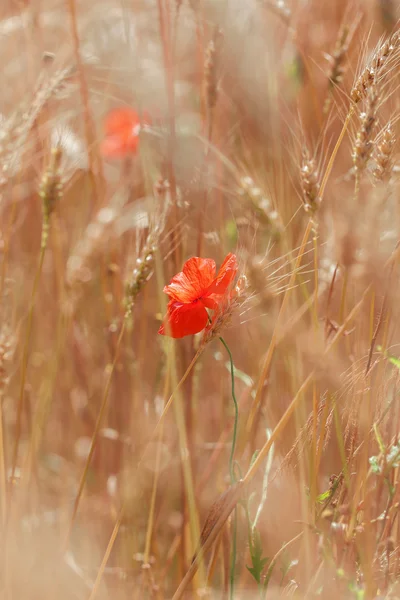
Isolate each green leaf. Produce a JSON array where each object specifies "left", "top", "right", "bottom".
[
  {"left": 386, "top": 478, "right": 395, "bottom": 499},
  {"left": 247, "top": 530, "right": 269, "bottom": 585},
  {"left": 263, "top": 558, "right": 277, "bottom": 591},
  {"left": 373, "top": 423, "right": 386, "bottom": 454},
  {"left": 249, "top": 450, "right": 260, "bottom": 468},
  {"left": 388, "top": 356, "right": 400, "bottom": 369},
  {"left": 280, "top": 557, "right": 298, "bottom": 582},
  {"left": 377, "top": 345, "right": 400, "bottom": 370},
  {"left": 316, "top": 489, "right": 332, "bottom": 504}
]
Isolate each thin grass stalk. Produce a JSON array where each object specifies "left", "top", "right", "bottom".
[
  {"left": 157, "top": 0, "right": 180, "bottom": 270},
  {"left": 0, "top": 198, "right": 18, "bottom": 298},
  {"left": 22, "top": 213, "right": 73, "bottom": 479},
  {"left": 320, "top": 106, "right": 354, "bottom": 199},
  {"left": 197, "top": 28, "right": 222, "bottom": 257},
  {"left": 315, "top": 393, "right": 331, "bottom": 475},
  {"left": 313, "top": 230, "right": 319, "bottom": 326},
  {"left": 65, "top": 0, "right": 102, "bottom": 208},
  {"left": 219, "top": 335, "right": 238, "bottom": 598},
  {"left": 170, "top": 339, "right": 205, "bottom": 588},
  {"left": 245, "top": 217, "right": 314, "bottom": 437},
  {"left": 87, "top": 512, "right": 124, "bottom": 600},
  {"left": 0, "top": 391, "right": 6, "bottom": 525},
  {"left": 65, "top": 224, "right": 162, "bottom": 548},
  {"left": 172, "top": 480, "right": 245, "bottom": 600},
  {"left": 10, "top": 246, "right": 46, "bottom": 485},
  {"left": 172, "top": 283, "right": 371, "bottom": 599},
  {"left": 247, "top": 263, "right": 329, "bottom": 447},
  {"left": 333, "top": 399, "right": 350, "bottom": 489},
  {"left": 219, "top": 337, "right": 238, "bottom": 484},
  {"left": 291, "top": 353, "right": 312, "bottom": 582},
  {"left": 8, "top": 145, "right": 62, "bottom": 530},
  {"left": 310, "top": 381, "right": 318, "bottom": 521},
  {"left": 88, "top": 338, "right": 205, "bottom": 594},
  {"left": 153, "top": 348, "right": 204, "bottom": 440},
  {"left": 21, "top": 310, "right": 70, "bottom": 489},
  {"left": 143, "top": 362, "right": 171, "bottom": 563},
  {"left": 366, "top": 267, "right": 392, "bottom": 375},
  {"left": 205, "top": 529, "right": 224, "bottom": 587},
  {"left": 63, "top": 320, "right": 126, "bottom": 551},
  {"left": 229, "top": 508, "right": 237, "bottom": 600},
  {"left": 245, "top": 282, "right": 371, "bottom": 483},
  {"left": 339, "top": 267, "right": 348, "bottom": 323},
  {"left": 143, "top": 421, "right": 165, "bottom": 563}
]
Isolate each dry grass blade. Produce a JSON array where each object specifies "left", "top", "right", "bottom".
[
  {"left": 172, "top": 481, "right": 245, "bottom": 600},
  {"left": 193, "top": 483, "right": 239, "bottom": 563}
]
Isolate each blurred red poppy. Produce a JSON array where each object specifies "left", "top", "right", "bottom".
[
  {"left": 159, "top": 253, "right": 238, "bottom": 338},
  {"left": 100, "top": 107, "right": 148, "bottom": 158}
]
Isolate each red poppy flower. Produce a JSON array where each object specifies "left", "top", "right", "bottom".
[
  {"left": 158, "top": 253, "right": 238, "bottom": 338},
  {"left": 100, "top": 107, "right": 149, "bottom": 158}
]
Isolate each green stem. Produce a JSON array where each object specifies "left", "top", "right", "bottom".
[
  {"left": 230, "top": 507, "right": 237, "bottom": 600},
  {"left": 219, "top": 336, "right": 238, "bottom": 484},
  {"left": 219, "top": 335, "right": 238, "bottom": 599}
]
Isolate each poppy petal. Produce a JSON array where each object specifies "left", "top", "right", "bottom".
[
  {"left": 163, "top": 257, "right": 216, "bottom": 303},
  {"left": 205, "top": 253, "right": 238, "bottom": 296},
  {"left": 158, "top": 300, "right": 209, "bottom": 338},
  {"left": 104, "top": 108, "right": 140, "bottom": 137},
  {"left": 100, "top": 136, "right": 136, "bottom": 158},
  {"left": 101, "top": 108, "right": 143, "bottom": 158},
  {"left": 201, "top": 295, "right": 219, "bottom": 310}
]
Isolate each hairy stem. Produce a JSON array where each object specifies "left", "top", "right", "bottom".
[
  {"left": 219, "top": 336, "right": 238, "bottom": 483},
  {"left": 219, "top": 335, "right": 238, "bottom": 598}
]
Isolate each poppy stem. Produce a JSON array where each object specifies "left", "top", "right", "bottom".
[
  {"left": 219, "top": 336, "right": 238, "bottom": 483},
  {"left": 218, "top": 335, "right": 238, "bottom": 599}
]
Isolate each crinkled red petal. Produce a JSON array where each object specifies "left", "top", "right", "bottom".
[
  {"left": 163, "top": 257, "right": 216, "bottom": 303},
  {"left": 204, "top": 253, "right": 238, "bottom": 297},
  {"left": 158, "top": 300, "right": 209, "bottom": 338}
]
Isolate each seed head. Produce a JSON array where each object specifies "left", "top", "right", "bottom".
[
  {"left": 39, "top": 146, "right": 63, "bottom": 249},
  {"left": 373, "top": 124, "right": 396, "bottom": 183},
  {"left": 201, "top": 275, "right": 248, "bottom": 346},
  {"left": 300, "top": 151, "right": 321, "bottom": 214},
  {"left": 352, "top": 88, "right": 378, "bottom": 173},
  {"left": 124, "top": 241, "right": 157, "bottom": 319},
  {"left": 323, "top": 24, "right": 351, "bottom": 114},
  {"left": 351, "top": 31, "right": 400, "bottom": 103},
  {"left": 124, "top": 178, "right": 169, "bottom": 318},
  {"left": 40, "top": 147, "right": 63, "bottom": 218},
  {"left": 239, "top": 176, "right": 283, "bottom": 237}
]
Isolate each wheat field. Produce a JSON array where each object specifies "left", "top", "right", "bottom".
[{"left": 1, "top": 0, "right": 400, "bottom": 598}]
